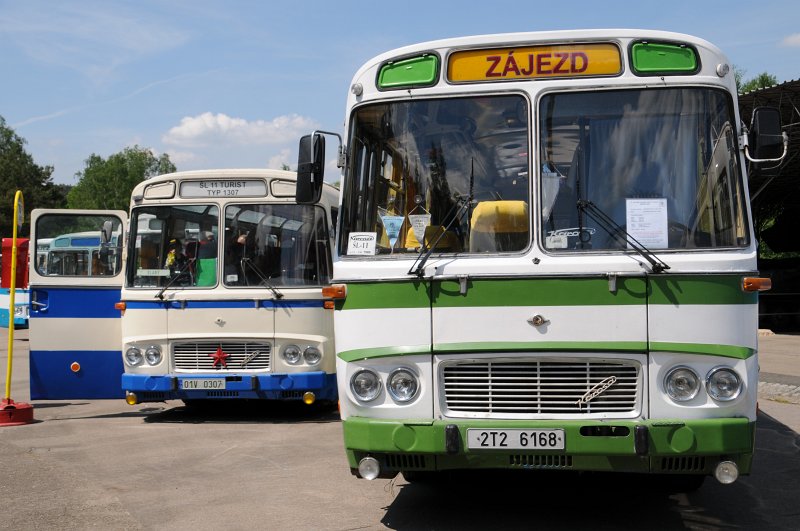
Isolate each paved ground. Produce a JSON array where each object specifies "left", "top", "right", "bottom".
[{"left": 1, "top": 328, "right": 799, "bottom": 530}]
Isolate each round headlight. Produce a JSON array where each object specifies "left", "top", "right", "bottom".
[
  {"left": 145, "top": 346, "right": 162, "bottom": 366},
  {"left": 387, "top": 368, "right": 419, "bottom": 402},
  {"left": 125, "top": 347, "right": 143, "bottom": 367},
  {"left": 706, "top": 367, "right": 742, "bottom": 401},
  {"left": 351, "top": 369, "right": 381, "bottom": 402},
  {"left": 665, "top": 366, "right": 700, "bottom": 402},
  {"left": 282, "top": 344, "right": 302, "bottom": 365},
  {"left": 303, "top": 346, "right": 322, "bottom": 365}
]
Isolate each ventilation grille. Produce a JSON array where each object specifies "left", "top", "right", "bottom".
[
  {"left": 174, "top": 342, "right": 271, "bottom": 371},
  {"left": 509, "top": 454, "right": 573, "bottom": 468},
  {"left": 660, "top": 456, "right": 707, "bottom": 472},
  {"left": 443, "top": 359, "right": 640, "bottom": 417}
]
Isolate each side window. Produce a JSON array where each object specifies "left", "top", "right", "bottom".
[{"left": 35, "top": 214, "right": 124, "bottom": 277}]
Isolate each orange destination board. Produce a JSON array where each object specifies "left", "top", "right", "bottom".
[{"left": 448, "top": 43, "right": 621, "bottom": 82}]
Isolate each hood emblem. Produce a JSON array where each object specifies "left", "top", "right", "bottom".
[
  {"left": 209, "top": 346, "right": 229, "bottom": 369},
  {"left": 240, "top": 351, "right": 262, "bottom": 368},
  {"left": 576, "top": 376, "right": 617, "bottom": 409}
]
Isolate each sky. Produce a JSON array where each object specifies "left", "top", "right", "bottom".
[{"left": 1, "top": 0, "right": 798, "bottom": 185}]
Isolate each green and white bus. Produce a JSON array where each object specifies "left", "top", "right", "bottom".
[{"left": 296, "top": 29, "right": 785, "bottom": 487}]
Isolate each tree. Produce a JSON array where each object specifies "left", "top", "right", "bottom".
[
  {"left": 735, "top": 66, "right": 778, "bottom": 94},
  {"left": 68, "top": 146, "right": 176, "bottom": 210},
  {"left": 0, "top": 116, "right": 67, "bottom": 238}
]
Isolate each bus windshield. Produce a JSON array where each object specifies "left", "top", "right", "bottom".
[
  {"left": 340, "top": 94, "right": 530, "bottom": 255},
  {"left": 223, "top": 203, "right": 331, "bottom": 287},
  {"left": 128, "top": 203, "right": 331, "bottom": 289},
  {"left": 540, "top": 87, "right": 749, "bottom": 251}
]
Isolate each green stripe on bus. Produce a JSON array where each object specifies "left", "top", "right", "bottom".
[
  {"left": 338, "top": 345, "right": 431, "bottom": 362},
  {"left": 339, "top": 281, "right": 430, "bottom": 310},
  {"left": 650, "top": 342, "right": 755, "bottom": 359},
  {"left": 648, "top": 276, "right": 756, "bottom": 306},
  {"left": 337, "top": 275, "right": 755, "bottom": 310}
]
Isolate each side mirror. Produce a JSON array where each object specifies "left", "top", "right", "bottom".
[
  {"left": 296, "top": 134, "right": 326, "bottom": 204},
  {"left": 100, "top": 220, "right": 113, "bottom": 245},
  {"left": 749, "top": 107, "right": 785, "bottom": 161}
]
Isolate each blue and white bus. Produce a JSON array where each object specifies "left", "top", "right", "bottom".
[{"left": 29, "top": 169, "right": 339, "bottom": 405}]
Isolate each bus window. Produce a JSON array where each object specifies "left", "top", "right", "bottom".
[
  {"left": 34, "top": 214, "right": 123, "bottom": 277},
  {"left": 223, "top": 203, "right": 331, "bottom": 287},
  {"left": 128, "top": 205, "right": 220, "bottom": 289}
]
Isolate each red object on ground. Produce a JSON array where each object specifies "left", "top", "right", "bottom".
[{"left": 0, "top": 398, "right": 34, "bottom": 426}]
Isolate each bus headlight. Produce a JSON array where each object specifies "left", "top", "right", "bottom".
[
  {"left": 125, "top": 347, "right": 143, "bottom": 367},
  {"left": 351, "top": 369, "right": 381, "bottom": 402},
  {"left": 303, "top": 346, "right": 322, "bottom": 365},
  {"left": 145, "top": 346, "right": 162, "bottom": 366},
  {"left": 665, "top": 366, "right": 700, "bottom": 402},
  {"left": 387, "top": 368, "right": 419, "bottom": 403},
  {"left": 282, "top": 344, "right": 302, "bottom": 365},
  {"left": 706, "top": 367, "right": 742, "bottom": 401}
]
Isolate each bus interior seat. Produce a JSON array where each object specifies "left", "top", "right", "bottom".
[{"left": 469, "top": 200, "right": 528, "bottom": 252}]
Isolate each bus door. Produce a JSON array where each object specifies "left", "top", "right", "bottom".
[{"left": 28, "top": 209, "right": 127, "bottom": 399}]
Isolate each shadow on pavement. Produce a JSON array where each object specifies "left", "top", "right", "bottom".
[
  {"left": 380, "top": 411, "right": 799, "bottom": 530},
  {"left": 142, "top": 399, "right": 341, "bottom": 425}
]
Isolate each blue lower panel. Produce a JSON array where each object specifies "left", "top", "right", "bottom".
[
  {"left": 30, "top": 350, "right": 125, "bottom": 399},
  {"left": 122, "top": 371, "right": 338, "bottom": 402}
]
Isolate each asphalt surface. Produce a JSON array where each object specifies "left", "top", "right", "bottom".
[{"left": 1, "top": 328, "right": 799, "bottom": 530}]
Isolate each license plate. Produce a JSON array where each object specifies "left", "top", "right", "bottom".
[
  {"left": 181, "top": 378, "right": 226, "bottom": 390},
  {"left": 467, "top": 429, "right": 565, "bottom": 450}
]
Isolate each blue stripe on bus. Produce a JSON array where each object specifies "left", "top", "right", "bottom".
[
  {"left": 30, "top": 287, "right": 122, "bottom": 319},
  {"left": 29, "top": 350, "right": 125, "bottom": 399},
  {"left": 125, "top": 299, "right": 325, "bottom": 310}
]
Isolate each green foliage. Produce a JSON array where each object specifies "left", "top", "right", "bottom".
[
  {"left": 0, "top": 116, "right": 67, "bottom": 238},
  {"left": 735, "top": 66, "right": 778, "bottom": 94},
  {"left": 67, "top": 146, "right": 176, "bottom": 210}
]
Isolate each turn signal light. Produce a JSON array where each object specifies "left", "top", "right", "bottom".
[
  {"left": 742, "top": 277, "right": 771, "bottom": 292},
  {"left": 125, "top": 391, "right": 138, "bottom": 406},
  {"left": 115, "top": 301, "right": 127, "bottom": 313},
  {"left": 322, "top": 284, "right": 347, "bottom": 299},
  {"left": 70, "top": 362, "right": 81, "bottom": 373},
  {"left": 303, "top": 392, "right": 316, "bottom": 405}
]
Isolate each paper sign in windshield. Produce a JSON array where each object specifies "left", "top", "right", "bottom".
[
  {"left": 626, "top": 198, "right": 668, "bottom": 249},
  {"left": 348, "top": 232, "right": 377, "bottom": 255}
]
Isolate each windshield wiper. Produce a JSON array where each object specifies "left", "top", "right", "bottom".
[
  {"left": 241, "top": 257, "right": 284, "bottom": 299},
  {"left": 407, "top": 194, "right": 472, "bottom": 277},
  {"left": 577, "top": 199, "right": 670, "bottom": 274},
  {"left": 156, "top": 259, "right": 194, "bottom": 300}
]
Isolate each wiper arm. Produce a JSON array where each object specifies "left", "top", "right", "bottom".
[
  {"left": 156, "top": 258, "right": 194, "bottom": 300},
  {"left": 241, "top": 257, "right": 283, "bottom": 299},
  {"left": 407, "top": 195, "right": 471, "bottom": 277},
  {"left": 577, "top": 200, "right": 670, "bottom": 274}
]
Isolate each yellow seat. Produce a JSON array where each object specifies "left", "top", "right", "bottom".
[
  {"left": 469, "top": 200, "right": 528, "bottom": 252},
  {"left": 405, "top": 225, "right": 460, "bottom": 251}
]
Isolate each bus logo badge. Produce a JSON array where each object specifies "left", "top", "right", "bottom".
[
  {"left": 209, "top": 346, "right": 229, "bottom": 369},
  {"left": 576, "top": 376, "right": 617, "bottom": 409},
  {"left": 240, "top": 351, "right": 261, "bottom": 368}
]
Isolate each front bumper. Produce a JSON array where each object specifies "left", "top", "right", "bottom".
[
  {"left": 122, "top": 371, "right": 338, "bottom": 402},
  {"left": 343, "top": 417, "right": 755, "bottom": 478}
]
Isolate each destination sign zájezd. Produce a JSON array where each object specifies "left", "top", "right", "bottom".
[{"left": 448, "top": 43, "right": 621, "bottom": 82}]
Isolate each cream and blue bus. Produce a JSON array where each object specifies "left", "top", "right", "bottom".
[
  {"left": 29, "top": 169, "right": 338, "bottom": 405},
  {"left": 296, "top": 29, "right": 785, "bottom": 488}
]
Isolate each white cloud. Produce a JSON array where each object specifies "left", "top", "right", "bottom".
[
  {"left": 781, "top": 33, "right": 800, "bottom": 47},
  {"left": 162, "top": 112, "right": 319, "bottom": 148},
  {"left": 266, "top": 148, "right": 293, "bottom": 170}
]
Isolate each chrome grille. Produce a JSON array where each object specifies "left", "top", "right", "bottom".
[
  {"left": 173, "top": 342, "right": 271, "bottom": 371},
  {"left": 442, "top": 359, "right": 640, "bottom": 416}
]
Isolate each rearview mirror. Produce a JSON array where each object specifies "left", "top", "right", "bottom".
[
  {"left": 100, "top": 220, "right": 113, "bottom": 245},
  {"left": 296, "top": 134, "right": 326, "bottom": 204},
  {"left": 749, "top": 107, "right": 784, "bottom": 161}
]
